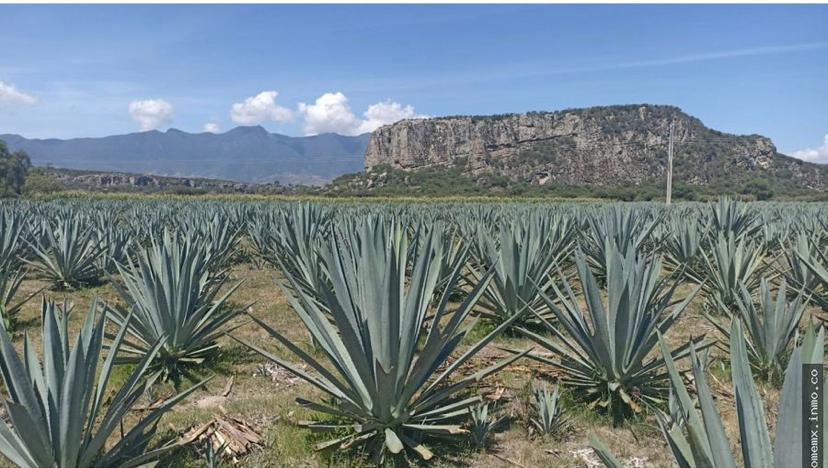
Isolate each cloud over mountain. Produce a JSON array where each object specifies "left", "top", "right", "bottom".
[
  {"left": 203, "top": 122, "right": 221, "bottom": 133},
  {"left": 230, "top": 91, "right": 293, "bottom": 125},
  {"left": 129, "top": 99, "right": 174, "bottom": 131},
  {"left": 298, "top": 92, "right": 424, "bottom": 136}
]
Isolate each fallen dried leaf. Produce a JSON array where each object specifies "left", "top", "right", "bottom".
[{"left": 181, "top": 415, "right": 262, "bottom": 464}]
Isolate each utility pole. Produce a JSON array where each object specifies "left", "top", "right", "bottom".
[{"left": 666, "top": 122, "right": 674, "bottom": 206}]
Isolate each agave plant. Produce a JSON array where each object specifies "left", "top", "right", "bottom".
[
  {"left": 94, "top": 213, "right": 133, "bottom": 274},
  {"left": 781, "top": 232, "right": 824, "bottom": 298},
  {"left": 592, "top": 319, "right": 825, "bottom": 468},
  {"left": 237, "top": 219, "right": 528, "bottom": 463},
  {"left": 798, "top": 241, "right": 828, "bottom": 310},
  {"left": 107, "top": 230, "right": 245, "bottom": 383},
  {"left": 203, "top": 441, "right": 228, "bottom": 468},
  {"left": 706, "top": 278, "right": 806, "bottom": 383},
  {"left": 581, "top": 206, "right": 662, "bottom": 283},
  {"left": 190, "top": 212, "right": 242, "bottom": 273},
  {"left": 0, "top": 298, "right": 206, "bottom": 468},
  {"left": 430, "top": 223, "right": 468, "bottom": 301},
  {"left": 0, "top": 267, "right": 40, "bottom": 330},
  {"left": 467, "top": 404, "right": 504, "bottom": 450},
  {"left": 467, "top": 215, "right": 573, "bottom": 327},
  {"left": 706, "top": 195, "right": 760, "bottom": 240},
  {"left": 529, "top": 383, "right": 569, "bottom": 438},
  {"left": 266, "top": 203, "right": 330, "bottom": 301},
  {"left": 25, "top": 216, "right": 104, "bottom": 289},
  {"left": 0, "top": 210, "right": 27, "bottom": 272},
  {"left": 520, "top": 242, "right": 702, "bottom": 424},
  {"left": 661, "top": 216, "right": 706, "bottom": 274},
  {"left": 246, "top": 211, "right": 278, "bottom": 269},
  {"left": 691, "top": 232, "right": 767, "bottom": 310}
]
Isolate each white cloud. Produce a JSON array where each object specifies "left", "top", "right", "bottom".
[
  {"left": 128, "top": 99, "right": 174, "bottom": 131},
  {"left": 298, "top": 92, "right": 425, "bottom": 136},
  {"left": 230, "top": 91, "right": 293, "bottom": 126},
  {"left": 791, "top": 134, "right": 828, "bottom": 164},
  {"left": 297, "top": 92, "right": 362, "bottom": 136},
  {"left": 0, "top": 81, "right": 37, "bottom": 108},
  {"left": 203, "top": 122, "right": 222, "bottom": 134},
  {"left": 357, "top": 100, "right": 426, "bottom": 134}
]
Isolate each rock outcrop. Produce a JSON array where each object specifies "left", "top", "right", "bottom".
[
  {"left": 40, "top": 168, "right": 283, "bottom": 194},
  {"left": 364, "top": 105, "right": 826, "bottom": 190}
]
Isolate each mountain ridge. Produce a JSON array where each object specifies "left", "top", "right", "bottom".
[
  {"left": 1, "top": 126, "right": 370, "bottom": 186},
  {"left": 5, "top": 104, "right": 826, "bottom": 196}
]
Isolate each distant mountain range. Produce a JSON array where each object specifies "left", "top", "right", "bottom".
[
  {"left": 5, "top": 105, "right": 826, "bottom": 196},
  {"left": 0, "top": 126, "right": 370, "bottom": 185}
]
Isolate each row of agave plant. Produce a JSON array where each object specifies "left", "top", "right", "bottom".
[{"left": 0, "top": 197, "right": 824, "bottom": 466}]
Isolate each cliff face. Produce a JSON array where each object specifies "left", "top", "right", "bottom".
[{"left": 364, "top": 105, "right": 826, "bottom": 190}]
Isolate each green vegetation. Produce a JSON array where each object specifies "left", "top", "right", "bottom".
[
  {"left": 107, "top": 230, "right": 245, "bottom": 383},
  {"left": 467, "top": 404, "right": 503, "bottom": 450},
  {"left": 529, "top": 384, "right": 569, "bottom": 438},
  {"left": 519, "top": 242, "right": 701, "bottom": 425},
  {"left": 25, "top": 214, "right": 105, "bottom": 289},
  {"left": 239, "top": 218, "right": 528, "bottom": 463},
  {"left": 592, "top": 319, "right": 825, "bottom": 468},
  {"left": 467, "top": 213, "right": 575, "bottom": 328},
  {"left": 326, "top": 163, "right": 824, "bottom": 201},
  {"left": 705, "top": 279, "right": 806, "bottom": 384},
  {"left": 0, "top": 141, "right": 30, "bottom": 197},
  {"left": 0, "top": 298, "right": 206, "bottom": 467},
  {"left": 0, "top": 196, "right": 824, "bottom": 467}
]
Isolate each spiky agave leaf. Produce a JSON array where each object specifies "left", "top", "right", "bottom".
[
  {"left": 530, "top": 383, "right": 569, "bottom": 438},
  {"left": 467, "top": 214, "right": 574, "bottom": 327},
  {"left": 797, "top": 240, "right": 828, "bottom": 310},
  {"left": 520, "top": 241, "right": 703, "bottom": 425},
  {"left": 185, "top": 212, "right": 243, "bottom": 273},
  {"left": 237, "top": 217, "right": 529, "bottom": 462},
  {"left": 246, "top": 210, "right": 278, "bottom": 269},
  {"left": 262, "top": 203, "right": 331, "bottom": 305},
  {"left": 691, "top": 232, "right": 767, "bottom": 311},
  {"left": 706, "top": 278, "right": 806, "bottom": 383},
  {"left": 467, "top": 404, "right": 504, "bottom": 450},
  {"left": 0, "top": 297, "right": 208, "bottom": 468},
  {"left": 107, "top": 229, "right": 245, "bottom": 383},
  {"left": 0, "top": 210, "right": 28, "bottom": 273},
  {"left": 93, "top": 210, "right": 133, "bottom": 274},
  {"left": 581, "top": 205, "right": 662, "bottom": 282},
  {"left": 24, "top": 216, "right": 104, "bottom": 290},
  {"left": 661, "top": 215, "right": 707, "bottom": 275},
  {"left": 0, "top": 267, "right": 41, "bottom": 331},
  {"left": 780, "top": 232, "right": 824, "bottom": 300},
  {"left": 406, "top": 219, "right": 469, "bottom": 305},
  {"left": 591, "top": 319, "right": 825, "bottom": 468},
  {"left": 706, "top": 196, "right": 760, "bottom": 240}
]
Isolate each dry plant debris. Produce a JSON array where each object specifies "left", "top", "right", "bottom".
[{"left": 181, "top": 414, "right": 263, "bottom": 464}]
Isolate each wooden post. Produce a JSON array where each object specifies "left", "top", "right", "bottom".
[{"left": 666, "top": 122, "right": 674, "bottom": 206}]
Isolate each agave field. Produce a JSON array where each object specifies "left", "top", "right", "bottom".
[{"left": 0, "top": 197, "right": 825, "bottom": 467}]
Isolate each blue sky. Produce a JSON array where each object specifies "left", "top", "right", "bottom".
[{"left": 1, "top": 4, "right": 826, "bottom": 161}]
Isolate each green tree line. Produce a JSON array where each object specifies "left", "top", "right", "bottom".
[{"left": 0, "top": 140, "right": 30, "bottom": 197}]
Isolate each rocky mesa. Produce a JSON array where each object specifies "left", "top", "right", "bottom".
[{"left": 364, "top": 104, "right": 826, "bottom": 191}]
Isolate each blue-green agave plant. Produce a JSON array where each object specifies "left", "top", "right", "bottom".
[
  {"left": 237, "top": 218, "right": 529, "bottom": 463},
  {"left": 0, "top": 298, "right": 207, "bottom": 467},
  {"left": 591, "top": 319, "right": 825, "bottom": 468}
]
